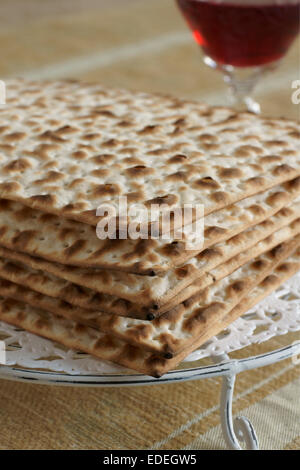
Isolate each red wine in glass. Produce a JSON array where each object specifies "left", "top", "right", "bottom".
[{"left": 176, "top": 0, "right": 300, "bottom": 112}]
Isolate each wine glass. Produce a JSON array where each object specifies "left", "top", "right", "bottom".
[{"left": 176, "top": 0, "right": 300, "bottom": 113}]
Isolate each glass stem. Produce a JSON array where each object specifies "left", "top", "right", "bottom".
[
  {"left": 203, "top": 56, "right": 280, "bottom": 114},
  {"left": 223, "top": 68, "right": 261, "bottom": 114}
]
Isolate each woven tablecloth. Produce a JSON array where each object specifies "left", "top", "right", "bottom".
[{"left": 0, "top": 0, "right": 299, "bottom": 450}]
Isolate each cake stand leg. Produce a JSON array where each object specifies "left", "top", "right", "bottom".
[{"left": 213, "top": 354, "right": 259, "bottom": 450}]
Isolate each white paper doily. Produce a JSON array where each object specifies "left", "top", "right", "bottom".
[{"left": 0, "top": 271, "right": 299, "bottom": 376}]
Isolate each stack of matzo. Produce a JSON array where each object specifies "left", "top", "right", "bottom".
[{"left": 0, "top": 79, "right": 299, "bottom": 377}]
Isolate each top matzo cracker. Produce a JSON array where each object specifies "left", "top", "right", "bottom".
[{"left": 0, "top": 79, "right": 299, "bottom": 229}]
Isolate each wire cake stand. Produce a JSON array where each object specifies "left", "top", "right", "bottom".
[{"left": 0, "top": 272, "right": 299, "bottom": 450}]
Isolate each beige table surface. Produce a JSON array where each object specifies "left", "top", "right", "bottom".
[{"left": 0, "top": 0, "right": 299, "bottom": 450}]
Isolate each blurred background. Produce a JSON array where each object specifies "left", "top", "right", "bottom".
[{"left": 0, "top": 0, "right": 298, "bottom": 119}]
